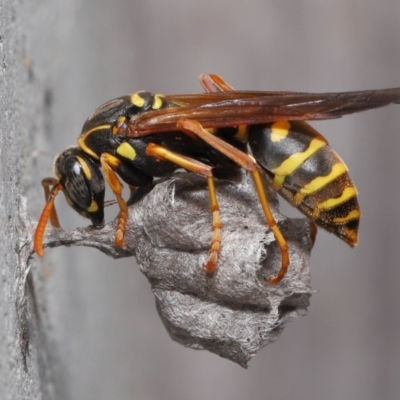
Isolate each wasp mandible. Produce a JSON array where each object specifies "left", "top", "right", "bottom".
[{"left": 34, "top": 74, "right": 400, "bottom": 283}]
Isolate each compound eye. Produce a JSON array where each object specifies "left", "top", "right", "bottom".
[{"left": 62, "top": 157, "right": 92, "bottom": 210}]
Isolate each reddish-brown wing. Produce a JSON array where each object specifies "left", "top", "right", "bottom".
[{"left": 126, "top": 76, "right": 400, "bottom": 137}]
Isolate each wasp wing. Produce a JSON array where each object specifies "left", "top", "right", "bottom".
[{"left": 127, "top": 88, "right": 400, "bottom": 136}]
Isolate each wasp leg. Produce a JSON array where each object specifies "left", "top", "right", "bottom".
[
  {"left": 199, "top": 73, "right": 235, "bottom": 93},
  {"left": 100, "top": 153, "right": 129, "bottom": 247},
  {"left": 251, "top": 171, "right": 290, "bottom": 284},
  {"left": 41, "top": 177, "right": 61, "bottom": 228},
  {"left": 146, "top": 143, "right": 221, "bottom": 274},
  {"left": 177, "top": 119, "right": 290, "bottom": 284},
  {"left": 34, "top": 182, "right": 64, "bottom": 257},
  {"left": 200, "top": 74, "right": 303, "bottom": 282}
]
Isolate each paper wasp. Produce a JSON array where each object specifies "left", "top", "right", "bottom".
[{"left": 34, "top": 74, "right": 400, "bottom": 284}]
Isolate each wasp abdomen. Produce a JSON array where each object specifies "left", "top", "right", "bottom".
[{"left": 248, "top": 120, "right": 360, "bottom": 247}]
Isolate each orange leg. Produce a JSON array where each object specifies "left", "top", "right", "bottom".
[
  {"left": 204, "top": 177, "right": 222, "bottom": 273},
  {"left": 41, "top": 178, "right": 61, "bottom": 228},
  {"left": 177, "top": 118, "right": 290, "bottom": 284},
  {"left": 251, "top": 171, "right": 289, "bottom": 284},
  {"left": 34, "top": 182, "right": 63, "bottom": 257},
  {"left": 100, "top": 153, "right": 129, "bottom": 247},
  {"left": 199, "top": 73, "right": 235, "bottom": 93},
  {"left": 146, "top": 143, "right": 222, "bottom": 274}
]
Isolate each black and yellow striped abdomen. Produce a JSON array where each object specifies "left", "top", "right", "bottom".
[{"left": 247, "top": 120, "right": 359, "bottom": 247}]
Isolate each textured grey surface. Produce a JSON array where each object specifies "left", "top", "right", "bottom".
[
  {"left": 132, "top": 175, "right": 313, "bottom": 367},
  {"left": 31, "top": 172, "right": 314, "bottom": 367},
  {"left": 0, "top": 0, "right": 55, "bottom": 398}
]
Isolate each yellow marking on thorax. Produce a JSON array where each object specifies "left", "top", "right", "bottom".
[
  {"left": 293, "top": 163, "right": 348, "bottom": 204},
  {"left": 87, "top": 200, "right": 99, "bottom": 212},
  {"left": 78, "top": 124, "right": 111, "bottom": 160},
  {"left": 332, "top": 209, "right": 361, "bottom": 224},
  {"left": 76, "top": 156, "right": 92, "bottom": 180},
  {"left": 116, "top": 142, "right": 136, "bottom": 160},
  {"left": 312, "top": 186, "right": 358, "bottom": 218},
  {"left": 270, "top": 121, "right": 291, "bottom": 142},
  {"left": 131, "top": 92, "right": 145, "bottom": 108},
  {"left": 271, "top": 137, "right": 326, "bottom": 188},
  {"left": 152, "top": 94, "right": 165, "bottom": 110},
  {"left": 234, "top": 125, "right": 248, "bottom": 141},
  {"left": 205, "top": 127, "right": 217, "bottom": 135}
]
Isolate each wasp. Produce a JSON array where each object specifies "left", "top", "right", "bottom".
[{"left": 34, "top": 74, "right": 400, "bottom": 284}]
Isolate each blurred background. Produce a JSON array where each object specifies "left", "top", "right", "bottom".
[{"left": 26, "top": 1, "right": 400, "bottom": 399}]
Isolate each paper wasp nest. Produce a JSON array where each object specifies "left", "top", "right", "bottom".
[{"left": 38, "top": 171, "right": 314, "bottom": 367}]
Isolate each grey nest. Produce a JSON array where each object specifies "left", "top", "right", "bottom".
[{"left": 35, "top": 171, "right": 314, "bottom": 367}]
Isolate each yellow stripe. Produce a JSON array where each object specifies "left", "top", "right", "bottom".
[
  {"left": 294, "top": 163, "right": 348, "bottom": 204},
  {"left": 78, "top": 124, "right": 111, "bottom": 160},
  {"left": 116, "top": 142, "right": 136, "bottom": 160},
  {"left": 205, "top": 127, "right": 216, "bottom": 135},
  {"left": 152, "top": 94, "right": 165, "bottom": 110},
  {"left": 131, "top": 92, "right": 145, "bottom": 108},
  {"left": 272, "top": 175, "right": 286, "bottom": 190},
  {"left": 272, "top": 137, "right": 326, "bottom": 177},
  {"left": 270, "top": 121, "right": 290, "bottom": 142},
  {"left": 87, "top": 200, "right": 99, "bottom": 212},
  {"left": 234, "top": 125, "right": 248, "bottom": 141},
  {"left": 76, "top": 156, "right": 92, "bottom": 180},
  {"left": 333, "top": 209, "right": 361, "bottom": 224},
  {"left": 312, "top": 186, "right": 357, "bottom": 218}
]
